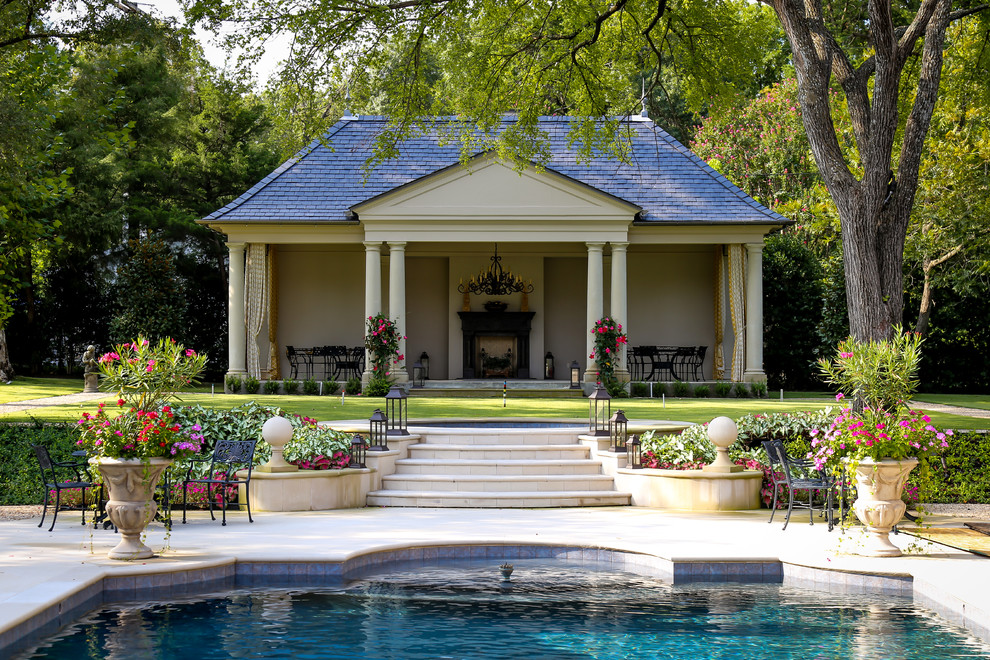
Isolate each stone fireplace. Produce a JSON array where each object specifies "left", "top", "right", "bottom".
[{"left": 458, "top": 311, "right": 535, "bottom": 378}]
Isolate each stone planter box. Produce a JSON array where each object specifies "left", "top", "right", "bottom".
[
  {"left": 614, "top": 468, "right": 762, "bottom": 510},
  {"left": 243, "top": 468, "right": 375, "bottom": 512}
]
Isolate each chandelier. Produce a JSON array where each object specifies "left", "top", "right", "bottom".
[{"left": 457, "top": 244, "right": 534, "bottom": 296}]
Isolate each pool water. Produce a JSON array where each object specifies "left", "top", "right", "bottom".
[{"left": 18, "top": 560, "right": 990, "bottom": 659}]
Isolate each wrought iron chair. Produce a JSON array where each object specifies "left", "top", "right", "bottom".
[
  {"left": 336, "top": 347, "right": 365, "bottom": 381},
  {"left": 181, "top": 440, "right": 257, "bottom": 526},
  {"left": 32, "top": 445, "right": 97, "bottom": 532},
  {"left": 648, "top": 346, "right": 678, "bottom": 381},
  {"left": 762, "top": 439, "right": 835, "bottom": 531}
]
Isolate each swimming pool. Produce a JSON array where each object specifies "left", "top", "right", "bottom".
[{"left": 17, "top": 559, "right": 990, "bottom": 659}]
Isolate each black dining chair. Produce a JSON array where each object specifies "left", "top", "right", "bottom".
[
  {"left": 181, "top": 440, "right": 257, "bottom": 526},
  {"left": 762, "top": 439, "right": 836, "bottom": 531},
  {"left": 31, "top": 445, "right": 97, "bottom": 532}
]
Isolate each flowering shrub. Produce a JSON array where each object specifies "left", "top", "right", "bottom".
[
  {"left": 283, "top": 425, "right": 352, "bottom": 469},
  {"left": 77, "top": 401, "right": 204, "bottom": 460},
  {"left": 809, "top": 397, "right": 952, "bottom": 470},
  {"left": 78, "top": 336, "right": 207, "bottom": 460},
  {"left": 590, "top": 316, "right": 627, "bottom": 394},
  {"left": 816, "top": 326, "right": 922, "bottom": 413},
  {"left": 365, "top": 313, "right": 404, "bottom": 395},
  {"left": 96, "top": 336, "right": 208, "bottom": 412}
]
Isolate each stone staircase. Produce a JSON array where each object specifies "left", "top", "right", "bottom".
[{"left": 366, "top": 427, "right": 631, "bottom": 508}]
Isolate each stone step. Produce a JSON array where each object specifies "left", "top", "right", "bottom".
[
  {"left": 365, "top": 490, "right": 632, "bottom": 508},
  {"left": 394, "top": 458, "right": 604, "bottom": 476},
  {"left": 381, "top": 474, "right": 617, "bottom": 492},
  {"left": 407, "top": 444, "right": 591, "bottom": 461},
  {"left": 408, "top": 388, "right": 584, "bottom": 398},
  {"left": 407, "top": 432, "right": 583, "bottom": 445}
]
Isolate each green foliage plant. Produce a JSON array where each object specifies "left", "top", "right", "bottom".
[
  {"left": 282, "top": 426, "right": 352, "bottom": 469},
  {"left": 693, "top": 385, "right": 710, "bottom": 398},
  {"left": 282, "top": 378, "right": 299, "bottom": 394},
  {"left": 264, "top": 380, "right": 280, "bottom": 395},
  {"left": 714, "top": 381, "right": 732, "bottom": 398},
  {"left": 225, "top": 374, "right": 242, "bottom": 394},
  {"left": 672, "top": 381, "right": 690, "bottom": 397},
  {"left": 751, "top": 381, "right": 768, "bottom": 398},
  {"left": 244, "top": 376, "right": 261, "bottom": 394},
  {"left": 589, "top": 316, "right": 627, "bottom": 395},
  {"left": 323, "top": 380, "right": 340, "bottom": 395},
  {"left": 345, "top": 377, "right": 361, "bottom": 395},
  {"left": 303, "top": 378, "right": 319, "bottom": 395},
  {"left": 630, "top": 382, "right": 649, "bottom": 398},
  {"left": 733, "top": 382, "right": 750, "bottom": 398},
  {"left": 363, "top": 377, "right": 391, "bottom": 397}
]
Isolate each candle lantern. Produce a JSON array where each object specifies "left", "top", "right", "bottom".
[
  {"left": 570, "top": 361, "right": 582, "bottom": 389},
  {"left": 349, "top": 434, "right": 367, "bottom": 468},
  {"left": 419, "top": 351, "right": 430, "bottom": 379},
  {"left": 385, "top": 385, "right": 409, "bottom": 436},
  {"left": 544, "top": 352, "right": 555, "bottom": 380},
  {"left": 368, "top": 408, "right": 389, "bottom": 451},
  {"left": 628, "top": 434, "right": 642, "bottom": 469},
  {"left": 588, "top": 383, "right": 611, "bottom": 436},
  {"left": 609, "top": 409, "right": 628, "bottom": 453}
]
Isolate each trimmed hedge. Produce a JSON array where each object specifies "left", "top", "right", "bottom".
[
  {"left": 0, "top": 421, "right": 79, "bottom": 505},
  {"left": 911, "top": 431, "right": 990, "bottom": 504}
]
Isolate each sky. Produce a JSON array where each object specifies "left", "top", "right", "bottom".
[{"left": 142, "top": 0, "right": 289, "bottom": 84}]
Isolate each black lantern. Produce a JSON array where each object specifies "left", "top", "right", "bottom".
[
  {"left": 588, "top": 383, "right": 611, "bottom": 436},
  {"left": 544, "top": 352, "right": 555, "bottom": 379},
  {"left": 349, "top": 434, "right": 367, "bottom": 468},
  {"left": 368, "top": 408, "right": 389, "bottom": 451},
  {"left": 419, "top": 351, "right": 430, "bottom": 379},
  {"left": 385, "top": 385, "right": 409, "bottom": 436},
  {"left": 628, "top": 434, "right": 642, "bottom": 469},
  {"left": 609, "top": 409, "right": 628, "bottom": 453},
  {"left": 570, "top": 361, "right": 582, "bottom": 389},
  {"left": 413, "top": 361, "right": 425, "bottom": 388}
]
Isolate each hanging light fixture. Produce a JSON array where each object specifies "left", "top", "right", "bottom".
[{"left": 457, "top": 244, "right": 535, "bottom": 297}]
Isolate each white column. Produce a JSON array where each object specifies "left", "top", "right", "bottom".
[
  {"left": 585, "top": 242, "right": 604, "bottom": 381},
  {"left": 363, "top": 241, "right": 382, "bottom": 382},
  {"left": 610, "top": 242, "right": 629, "bottom": 381},
  {"left": 226, "top": 242, "right": 247, "bottom": 376},
  {"left": 388, "top": 241, "right": 408, "bottom": 382},
  {"left": 744, "top": 242, "right": 765, "bottom": 379}
]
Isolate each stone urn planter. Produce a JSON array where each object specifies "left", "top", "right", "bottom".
[
  {"left": 96, "top": 457, "right": 172, "bottom": 560},
  {"left": 850, "top": 457, "right": 918, "bottom": 557}
]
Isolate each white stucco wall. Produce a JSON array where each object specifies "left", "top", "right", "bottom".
[
  {"left": 626, "top": 246, "right": 719, "bottom": 380},
  {"left": 543, "top": 257, "right": 586, "bottom": 378},
  {"left": 275, "top": 245, "right": 365, "bottom": 379},
  {"left": 405, "top": 256, "right": 450, "bottom": 380}
]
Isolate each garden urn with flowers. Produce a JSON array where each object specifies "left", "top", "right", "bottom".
[
  {"left": 78, "top": 337, "right": 207, "bottom": 560},
  {"left": 813, "top": 329, "right": 951, "bottom": 557}
]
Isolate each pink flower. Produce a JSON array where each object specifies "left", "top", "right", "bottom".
[
  {"left": 839, "top": 352, "right": 853, "bottom": 358},
  {"left": 835, "top": 393, "right": 844, "bottom": 401}
]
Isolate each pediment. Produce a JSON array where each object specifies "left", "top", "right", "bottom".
[{"left": 353, "top": 152, "right": 640, "bottom": 222}]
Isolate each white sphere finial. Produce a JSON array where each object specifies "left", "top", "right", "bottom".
[
  {"left": 259, "top": 416, "right": 297, "bottom": 472},
  {"left": 704, "top": 416, "right": 742, "bottom": 473}
]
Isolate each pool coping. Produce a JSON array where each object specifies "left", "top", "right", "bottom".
[{"left": 3, "top": 540, "right": 986, "bottom": 657}]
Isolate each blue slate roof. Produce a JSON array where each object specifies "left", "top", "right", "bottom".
[{"left": 201, "top": 116, "right": 789, "bottom": 226}]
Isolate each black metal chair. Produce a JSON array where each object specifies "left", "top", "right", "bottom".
[
  {"left": 336, "top": 347, "right": 365, "bottom": 380},
  {"left": 762, "top": 439, "right": 835, "bottom": 531},
  {"left": 32, "top": 445, "right": 97, "bottom": 532},
  {"left": 648, "top": 346, "right": 678, "bottom": 381},
  {"left": 181, "top": 440, "right": 257, "bottom": 526}
]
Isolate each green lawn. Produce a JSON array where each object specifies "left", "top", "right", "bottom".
[
  {"left": 913, "top": 393, "right": 990, "bottom": 411},
  {"left": 0, "top": 376, "right": 88, "bottom": 404},
  {"left": 2, "top": 385, "right": 987, "bottom": 429}
]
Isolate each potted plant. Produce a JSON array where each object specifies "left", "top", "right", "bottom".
[
  {"left": 811, "top": 328, "right": 951, "bottom": 556},
  {"left": 77, "top": 337, "right": 207, "bottom": 559}
]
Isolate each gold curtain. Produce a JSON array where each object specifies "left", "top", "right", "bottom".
[
  {"left": 727, "top": 244, "right": 746, "bottom": 382},
  {"left": 713, "top": 247, "right": 725, "bottom": 381},
  {"left": 267, "top": 246, "right": 280, "bottom": 379}
]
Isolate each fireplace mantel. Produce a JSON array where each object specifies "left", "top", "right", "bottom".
[{"left": 458, "top": 311, "right": 535, "bottom": 379}]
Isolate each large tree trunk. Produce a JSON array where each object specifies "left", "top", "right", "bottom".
[
  {"left": 767, "top": 0, "right": 955, "bottom": 342},
  {"left": 0, "top": 329, "right": 14, "bottom": 381}
]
